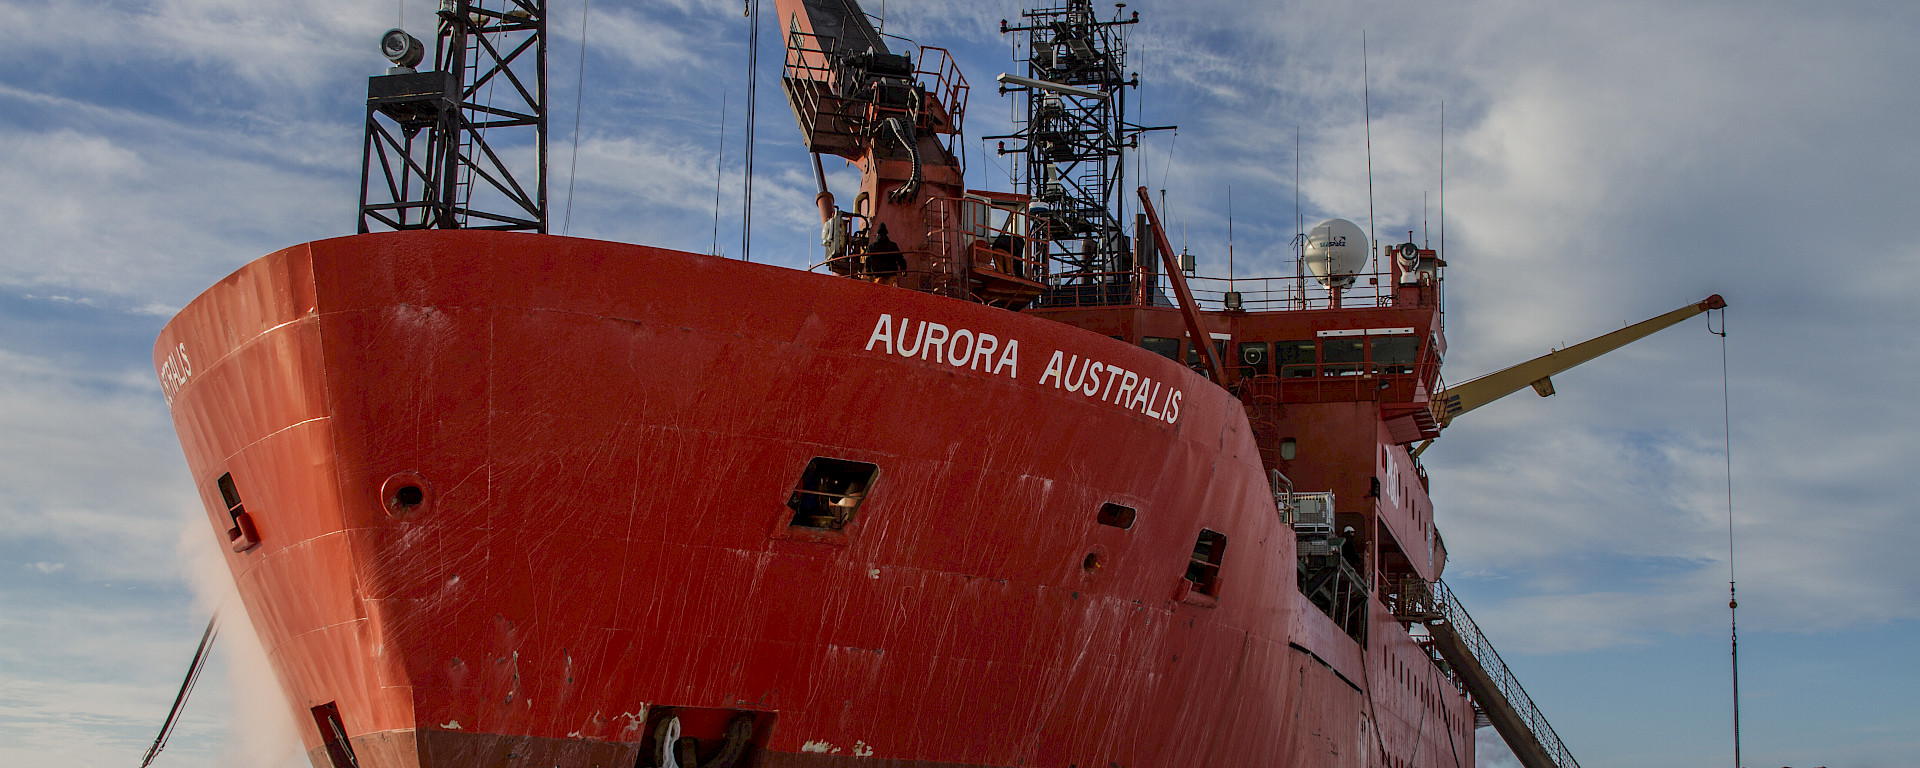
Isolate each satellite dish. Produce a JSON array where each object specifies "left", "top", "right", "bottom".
[
  {"left": 1304, "top": 218, "right": 1369, "bottom": 291},
  {"left": 381, "top": 29, "right": 425, "bottom": 70}
]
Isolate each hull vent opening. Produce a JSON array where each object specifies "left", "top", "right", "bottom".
[
  {"left": 1185, "top": 529, "right": 1227, "bottom": 596},
  {"left": 310, "top": 702, "right": 360, "bottom": 768},
  {"left": 636, "top": 709, "right": 762, "bottom": 768},
  {"left": 217, "top": 473, "right": 260, "bottom": 553},
  {"left": 786, "top": 458, "right": 879, "bottom": 530},
  {"left": 1096, "top": 502, "right": 1137, "bottom": 529}
]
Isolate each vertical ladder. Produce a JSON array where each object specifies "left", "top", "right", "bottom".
[{"left": 1395, "top": 578, "right": 1582, "bottom": 768}]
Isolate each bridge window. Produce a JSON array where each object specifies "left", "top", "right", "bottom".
[
  {"left": 1186, "top": 339, "right": 1227, "bottom": 368},
  {"left": 1237, "top": 342, "right": 1270, "bottom": 376},
  {"left": 1322, "top": 338, "right": 1365, "bottom": 376},
  {"left": 1141, "top": 336, "right": 1180, "bottom": 361},
  {"left": 1371, "top": 335, "right": 1420, "bottom": 375},
  {"left": 1276, "top": 340, "right": 1317, "bottom": 378},
  {"left": 1185, "top": 529, "right": 1226, "bottom": 596}
]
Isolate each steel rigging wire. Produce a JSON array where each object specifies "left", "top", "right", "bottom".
[
  {"left": 562, "top": 0, "right": 592, "bottom": 235},
  {"left": 1709, "top": 305, "right": 1740, "bottom": 768}
]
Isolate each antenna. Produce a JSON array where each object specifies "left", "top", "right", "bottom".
[
  {"left": 358, "top": 1, "right": 550, "bottom": 233},
  {"left": 1000, "top": 0, "right": 1157, "bottom": 306},
  {"left": 711, "top": 90, "right": 728, "bottom": 256},
  {"left": 1227, "top": 185, "right": 1234, "bottom": 282},
  {"left": 742, "top": 0, "right": 760, "bottom": 262},
  {"left": 1363, "top": 30, "right": 1375, "bottom": 264},
  {"left": 1440, "top": 100, "right": 1446, "bottom": 263}
]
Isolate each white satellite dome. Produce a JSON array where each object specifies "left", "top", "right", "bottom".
[{"left": 1304, "top": 218, "right": 1370, "bottom": 291}]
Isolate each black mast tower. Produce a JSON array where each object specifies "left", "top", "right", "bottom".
[
  {"left": 358, "top": 0, "right": 548, "bottom": 233},
  {"left": 1000, "top": 0, "right": 1164, "bottom": 305}
]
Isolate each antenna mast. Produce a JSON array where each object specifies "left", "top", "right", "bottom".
[
  {"left": 999, "top": 0, "right": 1166, "bottom": 306},
  {"left": 359, "top": 0, "right": 549, "bottom": 234}
]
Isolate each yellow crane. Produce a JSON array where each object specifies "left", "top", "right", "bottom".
[{"left": 1419, "top": 294, "right": 1726, "bottom": 453}]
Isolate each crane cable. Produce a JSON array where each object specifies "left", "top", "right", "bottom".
[
  {"left": 138, "top": 612, "right": 220, "bottom": 768},
  {"left": 1708, "top": 305, "right": 1740, "bottom": 768}
]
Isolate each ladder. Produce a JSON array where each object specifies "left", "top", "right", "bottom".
[{"left": 1394, "top": 577, "right": 1581, "bottom": 768}]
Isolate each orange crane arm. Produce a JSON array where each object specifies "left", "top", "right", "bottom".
[{"left": 1435, "top": 294, "right": 1726, "bottom": 427}]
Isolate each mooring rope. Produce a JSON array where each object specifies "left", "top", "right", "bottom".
[{"left": 138, "top": 612, "right": 220, "bottom": 767}]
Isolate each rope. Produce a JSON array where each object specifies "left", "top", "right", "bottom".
[
  {"left": 561, "top": 0, "right": 592, "bottom": 235},
  {"left": 138, "top": 612, "right": 220, "bottom": 767},
  {"left": 1709, "top": 305, "right": 1740, "bottom": 768}
]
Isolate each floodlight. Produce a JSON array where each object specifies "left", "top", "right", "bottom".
[{"left": 381, "top": 28, "right": 426, "bottom": 70}]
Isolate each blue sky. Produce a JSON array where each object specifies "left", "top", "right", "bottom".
[{"left": 1, "top": 1, "right": 1916, "bottom": 766}]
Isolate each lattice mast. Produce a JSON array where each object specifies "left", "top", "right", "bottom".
[
  {"left": 999, "top": 0, "right": 1144, "bottom": 301},
  {"left": 359, "top": 0, "right": 548, "bottom": 233}
]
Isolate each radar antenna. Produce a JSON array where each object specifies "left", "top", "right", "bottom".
[{"left": 358, "top": 0, "right": 548, "bottom": 233}]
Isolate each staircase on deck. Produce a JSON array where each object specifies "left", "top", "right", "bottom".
[{"left": 1393, "top": 577, "right": 1582, "bottom": 768}]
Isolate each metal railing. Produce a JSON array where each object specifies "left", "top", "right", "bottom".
[
  {"left": 1030, "top": 263, "right": 1444, "bottom": 313},
  {"left": 922, "top": 196, "right": 1049, "bottom": 281},
  {"left": 914, "top": 45, "right": 968, "bottom": 136},
  {"left": 1395, "top": 577, "right": 1581, "bottom": 768}
]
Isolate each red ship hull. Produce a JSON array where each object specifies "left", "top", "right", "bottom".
[{"left": 156, "top": 231, "right": 1472, "bottom": 768}]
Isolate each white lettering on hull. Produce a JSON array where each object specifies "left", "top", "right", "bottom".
[
  {"left": 882, "top": 314, "right": 1182, "bottom": 425},
  {"left": 157, "top": 341, "right": 193, "bottom": 406}
]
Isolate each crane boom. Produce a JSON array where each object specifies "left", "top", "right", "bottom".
[{"left": 1434, "top": 294, "right": 1726, "bottom": 428}]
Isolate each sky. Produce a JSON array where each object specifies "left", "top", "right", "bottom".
[{"left": 1, "top": 1, "right": 1916, "bottom": 767}]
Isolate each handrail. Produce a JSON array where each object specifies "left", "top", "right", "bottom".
[{"left": 1396, "top": 577, "right": 1582, "bottom": 768}]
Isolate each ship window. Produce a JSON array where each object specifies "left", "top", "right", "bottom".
[
  {"left": 1185, "top": 339, "right": 1228, "bottom": 368},
  {"left": 1096, "top": 502, "right": 1136, "bottom": 529},
  {"left": 1237, "top": 342, "right": 1270, "bottom": 376},
  {"left": 1322, "top": 338, "right": 1365, "bottom": 376},
  {"left": 1371, "top": 335, "right": 1420, "bottom": 375},
  {"left": 1275, "top": 340, "right": 1317, "bottom": 378},
  {"left": 1140, "top": 336, "right": 1180, "bottom": 360},
  {"left": 311, "top": 702, "right": 359, "bottom": 768},
  {"left": 1184, "top": 529, "right": 1227, "bottom": 596},
  {"left": 787, "top": 457, "right": 878, "bottom": 530}
]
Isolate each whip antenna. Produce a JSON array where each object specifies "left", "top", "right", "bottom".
[
  {"left": 742, "top": 0, "right": 761, "bottom": 261},
  {"left": 1363, "top": 31, "right": 1375, "bottom": 263}
]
